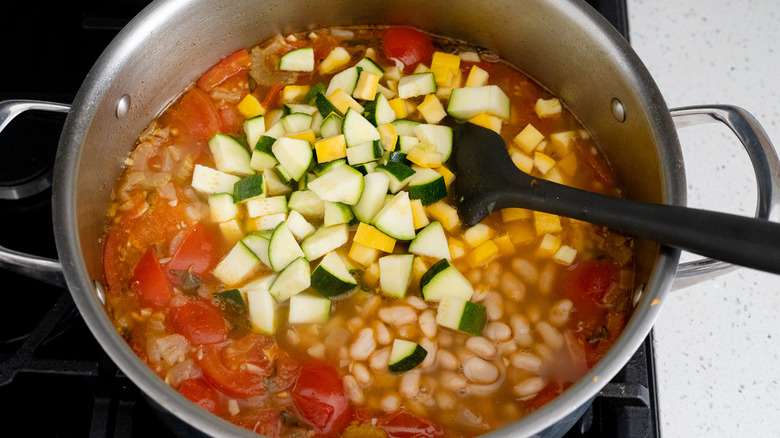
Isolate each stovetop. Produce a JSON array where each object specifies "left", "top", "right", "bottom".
[{"left": 0, "top": 1, "right": 656, "bottom": 436}]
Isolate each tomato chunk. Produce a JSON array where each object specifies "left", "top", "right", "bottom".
[
  {"left": 170, "top": 300, "right": 227, "bottom": 345},
  {"left": 198, "top": 334, "right": 274, "bottom": 399},
  {"left": 377, "top": 409, "right": 444, "bottom": 438},
  {"left": 178, "top": 378, "right": 221, "bottom": 414},
  {"left": 197, "top": 49, "right": 252, "bottom": 91},
  {"left": 131, "top": 248, "right": 173, "bottom": 308},
  {"left": 561, "top": 259, "right": 620, "bottom": 317},
  {"left": 230, "top": 408, "right": 281, "bottom": 438},
  {"left": 291, "top": 362, "right": 351, "bottom": 437},
  {"left": 382, "top": 27, "right": 434, "bottom": 73},
  {"left": 168, "top": 224, "right": 223, "bottom": 276},
  {"left": 167, "top": 87, "right": 222, "bottom": 144}
]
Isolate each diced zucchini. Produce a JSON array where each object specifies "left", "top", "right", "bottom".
[
  {"left": 288, "top": 190, "right": 325, "bottom": 218},
  {"left": 378, "top": 254, "right": 414, "bottom": 298},
  {"left": 241, "top": 232, "right": 272, "bottom": 269},
  {"left": 301, "top": 224, "right": 349, "bottom": 261},
  {"left": 213, "top": 241, "right": 261, "bottom": 286},
  {"left": 261, "top": 168, "right": 293, "bottom": 196},
  {"left": 447, "top": 85, "right": 511, "bottom": 120},
  {"left": 284, "top": 103, "right": 318, "bottom": 115},
  {"left": 408, "top": 167, "right": 447, "bottom": 205},
  {"left": 279, "top": 47, "right": 315, "bottom": 72},
  {"left": 353, "top": 162, "right": 378, "bottom": 175},
  {"left": 355, "top": 57, "right": 385, "bottom": 76},
  {"left": 269, "top": 257, "right": 311, "bottom": 302},
  {"left": 254, "top": 212, "right": 287, "bottom": 231},
  {"left": 391, "top": 119, "right": 422, "bottom": 136},
  {"left": 288, "top": 292, "right": 332, "bottom": 324},
  {"left": 436, "top": 295, "right": 487, "bottom": 336},
  {"left": 286, "top": 210, "right": 316, "bottom": 241},
  {"left": 372, "top": 191, "right": 416, "bottom": 241},
  {"left": 307, "top": 165, "right": 365, "bottom": 205},
  {"left": 323, "top": 201, "right": 355, "bottom": 227},
  {"left": 233, "top": 174, "right": 266, "bottom": 203},
  {"left": 315, "top": 93, "right": 344, "bottom": 119},
  {"left": 413, "top": 124, "right": 453, "bottom": 162},
  {"left": 343, "top": 108, "right": 380, "bottom": 147},
  {"left": 268, "top": 222, "right": 305, "bottom": 272},
  {"left": 375, "top": 162, "right": 416, "bottom": 194},
  {"left": 346, "top": 140, "right": 383, "bottom": 166},
  {"left": 243, "top": 116, "right": 266, "bottom": 150},
  {"left": 326, "top": 66, "right": 361, "bottom": 98},
  {"left": 313, "top": 158, "right": 347, "bottom": 177},
  {"left": 386, "top": 151, "right": 409, "bottom": 165},
  {"left": 388, "top": 339, "right": 428, "bottom": 373},
  {"left": 363, "top": 93, "right": 396, "bottom": 126},
  {"left": 246, "top": 195, "right": 288, "bottom": 218},
  {"left": 398, "top": 72, "right": 437, "bottom": 99},
  {"left": 281, "top": 112, "right": 314, "bottom": 132},
  {"left": 319, "top": 113, "right": 344, "bottom": 138},
  {"left": 310, "top": 251, "right": 357, "bottom": 297},
  {"left": 192, "top": 165, "right": 241, "bottom": 195},
  {"left": 272, "top": 137, "right": 313, "bottom": 182},
  {"left": 397, "top": 135, "right": 421, "bottom": 154},
  {"left": 408, "top": 221, "right": 451, "bottom": 261},
  {"left": 419, "top": 258, "right": 474, "bottom": 301},
  {"left": 208, "top": 134, "right": 254, "bottom": 177},
  {"left": 265, "top": 120, "right": 287, "bottom": 139},
  {"left": 209, "top": 193, "right": 239, "bottom": 222},
  {"left": 246, "top": 287, "right": 277, "bottom": 335},
  {"left": 250, "top": 136, "right": 279, "bottom": 171},
  {"left": 352, "top": 171, "right": 390, "bottom": 223},
  {"left": 274, "top": 164, "right": 293, "bottom": 184}
]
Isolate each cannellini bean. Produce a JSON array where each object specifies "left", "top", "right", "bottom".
[
  {"left": 484, "top": 322, "right": 512, "bottom": 342},
  {"left": 499, "top": 340, "right": 518, "bottom": 356},
  {"left": 369, "top": 347, "right": 391, "bottom": 370},
  {"left": 380, "top": 394, "right": 400, "bottom": 412},
  {"left": 343, "top": 375, "right": 364, "bottom": 403},
  {"left": 397, "top": 324, "right": 419, "bottom": 339},
  {"left": 376, "top": 322, "right": 392, "bottom": 345},
  {"left": 471, "top": 287, "right": 490, "bottom": 303},
  {"left": 462, "top": 357, "right": 500, "bottom": 384},
  {"left": 419, "top": 310, "right": 437, "bottom": 338},
  {"left": 511, "top": 258, "right": 539, "bottom": 283},
  {"left": 420, "top": 337, "right": 437, "bottom": 368},
  {"left": 379, "top": 306, "right": 417, "bottom": 326},
  {"left": 441, "top": 372, "right": 467, "bottom": 391},
  {"left": 511, "top": 351, "right": 543, "bottom": 372},
  {"left": 286, "top": 329, "right": 300, "bottom": 345},
  {"left": 438, "top": 332, "right": 453, "bottom": 347},
  {"left": 482, "top": 291, "right": 504, "bottom": 321},
  {"left": 510, "top": 314, "right": 531, "bottom": 335},
  {"left": 350, "top": 328, "right": 377, "bottom": 360},
  {"left": 307, "top": 344, "right": 326, "bottom": 359},
  {"left": 437, "top": 350, "right": 458, "bottom": 370},
  {"left": 400, "top": 370, "right": 421, "bottom": 398},
  {"left": 514, "top": 376, "right": 546, "bottom": 399},
  {"left": 352, "top": 362, "right": 372, "bottom": 386},
  {"left": 348, "top": 316, "right": 364, "bottom": 333},
  {"left": 466, "top": 336, "right": 497, "bottom": 359},
  {"left": 538, "top": 263, "right": 556, "bottom": 295},
  {"left": 484, "top": 263, "right": 501, "bottom": 287},
  {"left": 549, "top": 299, "right": 574, "bottom": 327},
  {"left": 435, "top": 391, "right": 455, "bottom": 410},
  {"left": 536, "top": 321, "right": 564, "bottom": 350},
  {"left": 467, "top": 269, "right": 482, "bottom": 284},
  {"left": 406, "top": 296, "right": 428, "bottom": 310},
  {"left": 500, "top": 271, "right": 526, "bottom": 301}
]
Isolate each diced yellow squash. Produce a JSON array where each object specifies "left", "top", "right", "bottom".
[
  {"left": 465, "top": 65, "right": 489, "bottom": 87},
  {"left": 545, "top": 168, "right": 564, "bottom": 184},
  {"left": 557, "top": 152, "right": 579, "bottom": 176},
  {"left": 353, "top": 71, "right": 381, "bottom": 100},
  {"left": 535, "top": 97, "right": 562, "bottom": 118},
  {"left": 513, "top": 124, "right": 545, "bottom": 154},
  {"left": 284, "top": 129, "right": 317, "bottom": 145},
  {"left": 537, "top": 233, "right": 562, "bottom": 257},
  {"left": 448, "top": 237, "right": 466, "bottom": 259},
  {"left": 348, "top": 242, "right": 380, "bottom": 267},
  {"left": 553, "top": 245, "right": 578, "bottom": 265},
  {"left": 434, "top": 165, "right": 455, "bottom": 186},
  {"left": 431, "top": 51, "right": 461, "bottom": 73},
  {"left": 388, "top": 97, "right": 411, "bottom": 119},
  {"left": 314, "top": 134, "right": 347, "bottom": 162},
  {"left": 280, "top": 85, "right": 311, "bottom": 104},
  {"left": 319, "top": 47, "right": 351, "bottom": 74},
  {"left": 385, "top": 79, "right": 399, "bottom": 95},
  {"left": 506, "top": 221, "right": 536, "bottom": 245},
  {"left": 469, "top": 113, "right": 502, "bottom": 135},
  {"left": 435, "top": 87, "right": 453, "bottom": 101},
  {"left": 219, "top": 219, "right": 244, "bottom": 246},
  {"left": 328, "top": 88, "right": 364, "bottom": 115},
  {"left": 463, "top": 223, "right": 495, "bottom": 248},
  {"left": 412, "top": 257, "right": 430, "bottom": 284},
  {"left": 417, "top": 94, "right": 447, "bottom": 124},
  {"left": 377, "top": 123, "right": 398, "bottom": 152},
  {"left": 237, "top": 94, "right": 265, "bottom": 119},
  {"left": 533, "top": 152, "right": 556, "bottom": 175},
  {"left": 413, "top": 63, "right": 429, "bottom": 74},
  {"left": 407, "top": 146, "right": 444, "bottom": 168},
  {"left": 429, "top": 66, "right": 453, "bottom": 88},
  {"left": 450, "top": 68, "right": 463, "bottom": 89},
  {"left": 466, "top": 240, "right": 499, "bottom": 268},
  {"left": 362, "top": 262, "right": 381, "bottom": 287},
  {"left": 550, "top": 131, "right": 577, "bottom": 153},
  {"left": 510, "top": 150, "right": 534, "bottom": 174},
  {"left": 353, "top": 223, "right": 397, "bottom": 253},
  {"left": 501, "top": 208, "right": 532, "bottom": 222},
  {"left": 410, "top": 199, "right": 430, "bottom": 230},
  {"left": 535, "top": 140, "right": 549, "bottom": 154},
  {"left": 426, "top": 201, "right": 460, "bottom": 232},
  {"left": 534, "top": 211, "right": 562, "bottom": 235},
  {"left": 494, "top": 234, "right": 516, "bottom": 256}
]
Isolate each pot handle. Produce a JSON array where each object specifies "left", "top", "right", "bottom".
[
  {"left": 0, "top": 100, "right": 70, "bottom": 288},
  {"left": 669, "top": 105, "right": 780, "bottom": 290}
]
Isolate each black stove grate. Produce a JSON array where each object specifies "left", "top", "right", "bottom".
[{"left": 0, "top": 0, "right": 656, "bottom": 437}]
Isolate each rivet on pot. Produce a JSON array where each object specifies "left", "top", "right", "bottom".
[
  {"left": 94, "top": 280, "right": 106, "bottom": 305},
  {"left": 611, "top": 98, "right": 626, "bottom": 123},
  {"left": 116, "top": 94, "right": 131, "bottom": 118}
]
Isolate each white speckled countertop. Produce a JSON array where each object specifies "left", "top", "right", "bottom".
[{"left": 627, "top": 0, "right": 780, "bottom": 435}]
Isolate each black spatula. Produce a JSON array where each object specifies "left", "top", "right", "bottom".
[{"left": 452, "top": 122, "right": 780, "bottom": 275}]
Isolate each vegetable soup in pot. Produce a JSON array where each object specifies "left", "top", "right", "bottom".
[{"left": 101, "top": 26, "right": 636, "bottom": 437}]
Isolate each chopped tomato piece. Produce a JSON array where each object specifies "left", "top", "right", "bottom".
[
  {"left": 561, "top": 259, "right": 620, "bottom": 318},
  {"left": 131, "top": 249, "right": 173, "bottom": 308},
  {"left": 218, "top": 102, "right": 244, "bottom": 136},
  {"left": 377, "top": 409, "right": 444, "bottom": 438},
  {"left": 168, "top": 223, "right": 223, "bottom": 276},
  {"left": 198, "top": 334, "right": 274, "bottom": 399},
  {"left": 197, "top": 49, "right": 252, "bottom": 92},
  {"left": 274, "top": 349, "right": 301, "bottom": 391},
  {"left": 230, "top": 408, "right": 281, "bottom": 437},
  {"left": 167, "top": 87, "right": 222, "bottom": 144},
  {"left": 170, "top": 300, "right": 227, "bottom": 345},
  {"left": 178, "top": 378, "right": 221, "bottom": 414},
  {"left": 381, "top": 27, "right": 434, "bottom": 73},
  {"left": 291, "top": 362, "right": 351, "bottom": 437},
  {"left": 262, "top": 82, "right": 284, "bottom": 110}
]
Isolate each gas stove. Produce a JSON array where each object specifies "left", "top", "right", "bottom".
[{"left": 0, "top": 1, "right": 656, "bottom": 436}]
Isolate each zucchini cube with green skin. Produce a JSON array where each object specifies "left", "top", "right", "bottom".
[
  {"left": 326, "top": 66, "right": 361, "bottom": 98},
  {"left": 346, "top": 140, "right": 384, "bottom": 166},
  {"left": 241, "top": 232, "right": 272, "bottom": 270},
  {"left": 269, "top": 257, "right": 311, "bottom": 302},
  {"left": 208, "top": 193, "right": 239, "bottom": 222},
  {"left": 301, "top": 224, "right": 349, "bottom": 261},
  {"left": 343, "top": 107, "right": 380, "bottom": 147},
  {"left": 313, "top": 158, "right": 347, "bottom": 177},
  {"left": 243, "top": 116, "right": 266, "bottom": 150},
  {"left": 323, "top": 201, "right": 355, "bottom": 226},
  {"left": 288, "top": 292, "right": 332, "bottom": 324},
  {"left": 352, "top": 172, "right": 390, "bottom": 224},
  {"left": 311, "top": 251, "right": 357, "bottom": 297},
  {"left": 281, "top": 112, "right": 314, "bottom": 133},
  {"left": 409, "top": 221, "right": 451, "bottom": 260},
  {"left": 286, "top": 210, "right": 316, "bottom": 241},
  {"left": 288, "top": 190, "right": 325, "bottom": 219},
  {"left": 191, "top": 165, "right": 241, "bottom": 195},
  {"left": 436, "top": 295, "right": 487, "bottom": 336},
  {"left": 408, "top": 167, "right": 447, "bottom": 205},
  {"left": 446, "top": 85, "right": 511, "bottom": 120},
  {"left": 420, "top": 258, "right": 474, "bottom": 301},
  {"left": 388, "top": 339, "right": 428, "bottom": 373},
  {"left": 379, "top": 254, "right": 415, "bottom": 298},
  {"left": 246, "top": 196, "right": 288, "bottom": 218},
  {"left": 250, "top": 136, "right": 278, "bottom": 171},
  {"left": 413, "top": 124, "right": 453, "bottom": 162},
  {"left": 319, "top": 113, "right": 344, "bottom": 138},
  {"left": 268, "top": 222, "right": 305, "bottom": 272},
  {"left": 355, "top": 57, "right": 385, "bottom": 77},
  {"left": 271, "top": 137, "right": 313, "bottom": 182},
  {"left": 261, "top": 168, "right": 292, "bottom": 196},
  {"left": 307, "top": 165, "right": 365, "bottom": 205},
  {"left": 246, "top": 287, "right": 277, "bottom": 335},
  {"left": 279, "top": 47, "right": 315, "bottom": 72},
  {"left": 213, "top": 241, "right": 261, "bottom": 286},
  {"left": 363, "top": 92, "right": 396, "bottom": 126},
  {"left": 372, "top": 191, "right": 416, "bottom": 241},
  {"left": 233, "top": 174, "right": 266, "bottom": 203},
  {"left": 316, "top": 94, "right": 344, "bottom": 120},
  {"left": 208, "top": 134, "right": 254, "bottom": 177},
  {"left": 391, "top": 119, "right": 421, "bottom": 136},
  {"left": 398, "top": 72, "right": 437, "bottom": 99},
  {"left": 284, "top": 103, "right": 319, "bottom": 115},
  {"left": 375, "top": 162, "right": 416, "bottom": 194}
]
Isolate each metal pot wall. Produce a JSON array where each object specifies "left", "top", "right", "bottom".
[{"left": 0, "top": 0, "right": 778, "bottom": 436}]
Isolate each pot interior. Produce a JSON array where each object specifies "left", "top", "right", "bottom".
[{"left": 54, "top": 0, "right": 683, "bottom": 436}]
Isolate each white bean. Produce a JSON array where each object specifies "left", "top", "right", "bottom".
[
  {"left": 511, "top": 351, "right": 543, "bottom": 372},
  {"left": 352, "top": 362, "right": 372, "bottom": 386},
  {"left": 369, "top": 347, "right": 391, "bottom": 370},
  {"left": 484, "top": 322, "right": 512, "bottom": 342},
  {"left": 511, "top": 258, "right": 539, "bottom": 283},
  {"left": 462, "top": 357, "right": 500, "bottom": 384},
  {"left": 400, "top": 370, "right": 421, "bottom": 398},
  {"left": 420, "top": 337, "right": 437, "bottom": 369},
  {"left": 514, "top": 376, "right": 546, "bottom": 399},
  {"left": 307, "top": 344, "right": 326, "bottom": 359},
  {"left": 549, "top": 299, "right": 573, "bottom": 327},
  {"left": 482, "top": 291, "right": 504, "bottom": 321},
  {"left": 419, "top": 310, "right": 437, "bottom": 338},
  {"left": 437, "top": 350, "right": 458, "bottom": 370},
  {"left": 343, "top": 375, "right": 364, "bottom": 403},
  {"left": 347, "top": 316, "right": 364, "bottom": 333},
  {"left": 536, "top": 321, "right": 564, "bottom": 350},
  {"left": 350, "top": 328, "right": 376, "bottom": 361},
  {"left": 466, "top": 336, "right": 497, "bottom": 359},
  {"left": 500, "top": 271, "right": 526, "bottom": 301},
  {"left": 406, "top": 296, "right": 428, "bottom": 310},
  {"left": 435, "top": 391, "right": 455, "bottom": 410},
  {"left": 379, "top": 306, "right": 417, "bottom": 326},
  {"left": 538, "top": 263, "right": 556, "bottom": 295},
  {"left": 466, "top": 269, "right": 482, "bottom": 284},
  {"left": 499, "top": 340, "right": 518, "bottom": 356},
  {"left": 484, "top": 263, "right": 501, "bottom": 287},
  {"left": 441, "top": 372, "right": 467, "bottom": 391},
  {"left": 380, "top": 393, "right": 400, "bottom": 412},
  {"left": 376, "top": 322, "right": 392, "bottom": 345}
]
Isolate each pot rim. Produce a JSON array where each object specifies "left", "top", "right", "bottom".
[{"left": 52, "top": 0, "right": 684, "bottom": 436}]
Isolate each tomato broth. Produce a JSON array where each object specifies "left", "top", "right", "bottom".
[{"left": 102, "top": 26, "right": 636, "bottom": 437}]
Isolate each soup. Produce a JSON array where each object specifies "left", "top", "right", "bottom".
[{"left": 101, "top": 26, "right": 636, "bottom": 437}]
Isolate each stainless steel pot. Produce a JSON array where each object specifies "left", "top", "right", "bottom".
[{"left": 1, "top": 0, "right": 778, "bottom": 436}]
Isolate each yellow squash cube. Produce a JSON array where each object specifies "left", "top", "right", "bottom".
[
  {"left": 280, "top": 85, "right": 311, "bottom": 104},
  {"left": 465, "top": 65, "right": 489, "bottom": 87},
  {"left": 284, "top": 129, "right": 316, "bottom": 145},
  {"left": 328, "top": 89, "right": 364, "bottom": 115},
  {"left": 353, "top": 223, "right": 397, "bottom": 253},
  {"left": 388, "top": 97, "right": 411, "bottom": 119},
  {"left": 537, "top": 233, "right": 562, "bottom": 257},
  {"left": 535, "top": 98, "right": 562, "bottom": 118},
  {"left": 237, "top": 94, "right": 265, "bottom": 118},
  {"left": 466, "top": 240, "right": 500, "bottom": 268},
  {"left": 534, "top": 211, "right": 562, "bottom": 235},
  {"left": 219, "top": 219, "right": 244, "bottom": 246},
  {"left": 431, "top": 51, "right": 461, "bottom": 75},
  {"left": 377, "top": 123, "right": 398, "bottom": 152},
  {"left": 513, "top": 124, "right": 545, "bottom": 154},
  {"left": 463, "top": 223, "right": 495, "bottom": 248},
  {"left": 319, "top": 47, "right": 351, "bottom": 74},
  {"left": 469, "top": 113, "right": 502, "bottom": 135},
  {"left": 501, "top": 208, "right": 532, "bottom": 222},
  {"left": 410, "top": 199, "right": 430, "bottom": 230},
  {"left": 434, "top": 165, "right": 455, "bottom": 186},
  {"left": 407, "top": 146, "right": 444, "bottom": 168},
  {"left": 511, "top": 151, "right": 534, "bottom": 174},
  {"left": 506, "top": 221, "right": 536, "bottom": 245},
  {"left": 494, "top": 234, "right": 516, "bottom": 256},
  {"left": 353, "top": 71, "right": 381, "bottom": 101},
  {"left": 426, "top": 201, "right": 460, "bottom": 231},
  {"left": 314, "top": 134, "right": 347, "bottom": 163},
  {"left": 417, "top": 94, "right": 447, "bottom": 124},
  {"left": 533, "top": 152, "right": 556, "bottom": 175},
  {"left": 448, "top": 237, "right": 466, "bottom": 259},
  {"left": 348, "top": 242, "right": 380, "bottom": 267}
]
